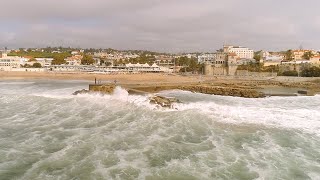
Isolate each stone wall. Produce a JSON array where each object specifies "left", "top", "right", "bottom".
[
  {"left": 89, "top": 84, "right": 116, "bottom": 93},
  {"left": 205, "top": 64, "right": 235, "bottom": 76},
  {"left": 236, "top": 70, "right": 277, "bottom": 77},
  {"left": 178, "top": 85, "right": 265, "bottom": 98}
]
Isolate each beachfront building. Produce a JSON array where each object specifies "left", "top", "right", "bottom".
[
  {"left": 65, "top": 55, "right": 83, "bottom": 66},
  {"left": 125, "top": 63, "right": 162, "bottom": 73},
  {"left": 23, "top": 58, "right": 53, "bottom": 67},
  {"left": 124, "top": 54, "right": 139, "bottom": 59},
  {"left": 47, "top": 63, "right": 163, "bottom": 74},
  {"left": 291, "top": 49, "right": 318, "bottom": 60},
  {"left": 204, "top": 52, "right": 230, "bottom": 76},
  {"left": 260, "top": 51, "right": 284, "bottom": 61},
  {"left": 154, "top": 55, "right": 174, "bottom": 66},
  {"left": 71, "top": 51, "right": 80, "bottom": 55},
  {"left": 292, "top": 50, "right": 308, "bottom": 60},
  {"left": 0, "top": 58, "right": 20, "bottom": 71},
  {"left": 263, "top": 59, "right": 282, "bottom": 67},
  {"left": 198, "top": 54, "right": 216, "bottom": 64},
  {"left": 310, "top": 55, "right": 320, "bottom": 66},
  {"left": 35, "top": 58, "right": 53, "bottom": 67},
  {"left": 185, "top": 54, "right": 198, "bottom": 59},
  {"left": 223, "top": 45, "right": 254, "bottom": 59}
]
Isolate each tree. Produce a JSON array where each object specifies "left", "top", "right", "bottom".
[
  {"left": 105, "top": 62, "right": 112, "bottom": 66},
  {"left": 28, "top": 58, "right": 37, "bottom": 62},
  {"left": 285, "top": 50, "right": 293, "bottom": 61},
  {"left": 302, "top": 51, "right": 313, "bottom": 60},
  {"left": 81, "top": 54, "right": 95, "bottom": 65},
  {"left": 281, "top": 70, "right": 298, "bottom": 76},
  {"left": 22, "top": 64, "right": 32, "bottom": 68},
  {"left": 99, "top": 59, "right": 105, "bottom": 66},
  {"left": 32, "top": 63, "right": 42, "bottom": 68},
  {"left": 52, "top": 55, "right": 66, "bottom": 65},
  {"left": 189, "top": 58, "right": 198, "bottom": 72},
  {"left": 254, "top": 51, "right": 261, "bottom": 61},
  {"left": 300, "top": 66, "right": 320, "bottom": 77}
]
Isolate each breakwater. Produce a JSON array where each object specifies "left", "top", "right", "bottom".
[{"left": 89, "top": 83, "right": 266, "bottom": 98}]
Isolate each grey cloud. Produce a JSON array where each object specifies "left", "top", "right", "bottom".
[{"left": 1, "top": 0, "right": 320, "bottom": 52}]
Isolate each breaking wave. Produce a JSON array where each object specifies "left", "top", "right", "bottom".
[{"left": 0, "top": 80, "right": 319, "bottom": 179}]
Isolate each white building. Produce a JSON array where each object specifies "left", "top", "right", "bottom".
[
  {"left": 198, "top": 54, "right": 216, "bottom": 64},
  {"left": 0, "top": 58, "right": 20, "bottom": 71},
  {"left": 310, "top": 55, "right": 320, "bottom": 66},
  {"left": 71, "top": 51, "right": 80, "bottom": 55},
  {"left": 223, "top": 45, "right": 254, "bottom": 59},
  {"left": 281, "top": 60, "right": 311, "bottom": 65},
  {"left": 35, "top": 58, "right": 54, "bottom": 67},
  {"left": 125, "top": 63, "right": 161, "bottom": 72}
]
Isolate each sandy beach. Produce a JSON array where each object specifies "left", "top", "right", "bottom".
[
  {"left": 0, "top": 71, "right": 203, "bottom": 84},
  {"left": 1, "top": 71, "right": 320, "bottom": 96}
]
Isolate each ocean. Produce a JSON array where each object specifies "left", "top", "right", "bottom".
[{"left": 0, "top": 80, "right": 319, "bottom": 180}]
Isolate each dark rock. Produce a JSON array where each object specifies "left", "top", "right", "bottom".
[
  {"left": 149, "top": 95, "right": 181, "bottom": 108},
  {"left": 73, "top": 89, "right": 90, "bottom": 95}
]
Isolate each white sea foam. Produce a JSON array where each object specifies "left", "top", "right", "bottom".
[
  {"left": 0, "top": 81, "right": 35, "bottom": 85},
  {"left": 0, "top": 80, "right": 319, "bottom": 179}
]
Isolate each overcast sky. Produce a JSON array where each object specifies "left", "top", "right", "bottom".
[{"left": 1, "top": 0, "right": 320, "bottom": 52}]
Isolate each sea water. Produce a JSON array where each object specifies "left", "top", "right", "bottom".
[{"left": 0, "top": 80, "right": 319, "bottom": 180}]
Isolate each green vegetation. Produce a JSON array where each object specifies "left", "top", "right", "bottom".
[
  {"left": 285, "top": 50, "right": 293, "bottom": 61},
  {"left": 8, "top": 50, "right": 71, "bottom": 59},
  {"left": 175, "top": 56, "right": 203, "bottom": 73},
  {"left": 253, "top": 51, "right": 261, "bottom": 61},
  {"left": 237, "top": 62, "right": 320, "bottom": 77},
  {"left": 105, "top": 62, "right": 112, "bottom": 66},
  {"left": 28, "top": 58, "right": 37, "bottom": 62},
  {"left": 302, "top": 51, "right": 313, "bottom": 60},
  {"left": 32, "top": 63, "right": 42, "bottom": 68},
  {"left": 128, "top": 54, "right": 156, "bottom": 64},
  {"left": 81, "top": 54, "right": 95, "bottom": 65},
  {"left": 237, "top": 63, "right": 279, "bottom": 73},
  {"left": 300, "top": 66, "right": 320, "bottom": 77},
  {"left": 9, "top": 50, "right": 71, "bottom": 65},
  {"left": 280, "top": 70, "right": 298, "bottom": 76},
  {"left": 52, "top": 55, "right": 67, "bottom": 65}
]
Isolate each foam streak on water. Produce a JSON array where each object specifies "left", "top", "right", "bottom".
[{"left": 0, "top": 80, "right": 319, "bottom": 180}]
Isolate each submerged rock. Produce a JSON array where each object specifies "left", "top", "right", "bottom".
[
  {"left": 72, "top": 89, "right": 90, "bottom": 95},
  {"left": 149, "top": 95, "right": 181, "bottom": 108}
]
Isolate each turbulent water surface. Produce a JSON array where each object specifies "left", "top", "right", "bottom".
[{"left": 0, "top": 80, "right": 319, "bottom": 180}]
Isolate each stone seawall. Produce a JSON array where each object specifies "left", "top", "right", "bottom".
[
  {"left": 178, "top": 85, "right": 265, "bottom": 98},
  {"left": 88, "top": 83, "right": 266, "bottom": 98},
  {"left": 89, "top": 84, "right": 116, "bottom": 93}
]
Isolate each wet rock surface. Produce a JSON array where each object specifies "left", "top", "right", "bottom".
[
  {"left": 149, "top": 95, "right": 181, "bottom": 108},
  {"left": 89, "top": 84, "right": 116, "bottom": 94},
  {"left": 178, "top": 85, "right": 266, "bottom": 98},
  {"left": 72, "top": 89, "right": 90, "bottom": 95}
]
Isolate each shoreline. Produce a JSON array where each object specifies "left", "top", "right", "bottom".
[{"left": 1, "top": 71, "right": 320, "bottom": 97}]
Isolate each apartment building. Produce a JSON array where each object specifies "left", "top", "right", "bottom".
[
  {"left": 0, "top": 58, "right": 20, "bottom": 71},
  {"left": 198, "top": 54, "right": 216, "bottom": 64},
  {"left": 310, "top": 55, "right": 320, "bottom": 66},
  {"left": 223, "top": 45, "right": 254, "bottom": 59},
  {"left": 292, "top": 50, "right": 309, "bottom": 60}
]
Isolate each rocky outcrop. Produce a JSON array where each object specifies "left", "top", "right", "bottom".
[
  {"left": 89, "top": 84, "right": 116, "bottom": 94},
  {"left": 72, "top": 89, "right": 90, "bottom": 95},
  {"left": 178, "top": 85, "right": 265, "bottom": 98},
  {"left": 88, "top": 83, "right": 266, "bottom": 98},
  {"left": 149, "top": 96, "right": 181, "bottom": 108}
]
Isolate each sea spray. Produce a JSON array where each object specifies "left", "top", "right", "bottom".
[{"left": 0, "top": 80, "right": 319, "bottom": 179}]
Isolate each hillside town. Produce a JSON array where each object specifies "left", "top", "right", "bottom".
[{"left": 1, "top": 45, "right": 320, "bottom": 77}]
